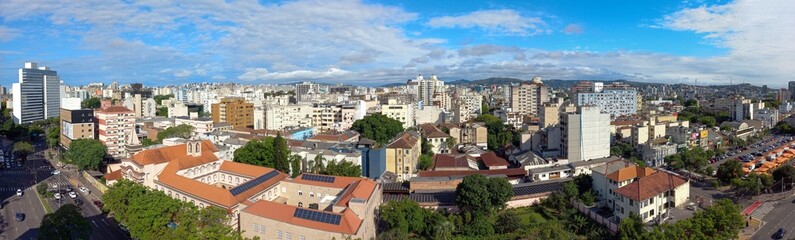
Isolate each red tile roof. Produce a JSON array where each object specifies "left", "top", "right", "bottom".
[
  {"left": 96, "top": 106, "right": 133, "bottom": 113},
  {"left": 432, "top": 154, "right": 474, "bottom": 170},
  {"left": 333, "top": 179, "right": 378, "bottom": 207},
  {"left": 386, "top": 131, "right": 419, "bottom": 149},
  {"left": 480, "top": 152, "right": 509, "bottom": 167},
  {"left": 243, "top": 200, "right": 362, "bottom": 235},
  {"left": 104, "top": 169, "right": 122, "bottom": 181},
  {"left": 131, "top": 140, "right": 219, "bottom": 166},
  {"left": 418, "top": 124, "right": 450, "bottom": 138},
  {"left": 607, "top": 166, "right": 656, "bottom": 182},
  {"left": 614, "top": 171, "right": 688, "bottom": 201},
  {"left": 417, "top": 168, "right": 527, "bottom": 178}
]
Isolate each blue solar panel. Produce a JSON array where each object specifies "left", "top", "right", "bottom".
[
  {"left": 230, "top": 170, "right": 279, "bottom": 196},
  {"left": 293, "top": 208, "right": 342, "bottom": 225},
  {"left": 300, "top": 174, "right": 335, "bottom": 183}
]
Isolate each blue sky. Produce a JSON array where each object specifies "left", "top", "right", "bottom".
[{"left": 0, "top": 0, "right": 792, "bottom": 87}]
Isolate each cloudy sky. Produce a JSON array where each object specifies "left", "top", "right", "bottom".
[{"left": 0, "top": 0, "right": 792, "bottom": 87}]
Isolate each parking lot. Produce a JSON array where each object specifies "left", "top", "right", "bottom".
[{"left": 709, "top": 135, "right": 793, "bottom": 169}]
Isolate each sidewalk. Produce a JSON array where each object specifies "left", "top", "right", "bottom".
[{"left": 738, "top": 217, "right": 763, "bottom": 240}]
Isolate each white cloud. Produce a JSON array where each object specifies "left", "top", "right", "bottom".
[
  {"left": 563, "top": 24, "right": 583, "bottom": 35},
  {"left": 238, "top": 67, "right": 351, "bottom": 81},
  {"left": 427, "top": 9, "right": 548, "bottom": 36},
  {"left": 0, "top": 26, "right": 20, "bottom": 41}
]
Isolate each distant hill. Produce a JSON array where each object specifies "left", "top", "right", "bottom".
[{"left": 379, "top": 77, "right": 670, "bottom": 89}]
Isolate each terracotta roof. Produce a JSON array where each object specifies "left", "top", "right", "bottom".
[
  {"left": 480, "top": 152, "right": 509, "bottom": 167},
  {"left": 131, "top": 140, "right": 219, "bottom": 166},
  {"left": 219, "top": 161, "right": 275, "bottom": 178},
  {"left": 308, "top": 130, "right": 359, "bottom": 142},
  {"left": 614, "top": 171, "right": 688, "bottom": 201},
  {"left": 386, "top": 131, "right": 419, "bottom": 149},
  {"left": 333, "top": 179, "right": 378, "bottom": 207},
  {"left": 607, "top": 166, "right": 656, "bottom": 182},
  {"left": 96, "top": 106, "right": 133, "bottom": 113},
  {"left": 417, "top": 168, "right": 527, "bottom": 178},
  {"left": 243, "top": 200, "right": 362, "bottom": 235},
  {"left": 418, "top": 124, "right": 450, "bottom": 138},
  {"left": 104, "top": 169, "right": 122, "bottom": 181},
  {"left": 432, "top": 154, "right": 472, "bottom": 169},
  {"left": 291, "top": 173, "right": 364, "bottom": 189}
]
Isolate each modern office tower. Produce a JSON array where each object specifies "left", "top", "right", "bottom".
[
  {"left": 95, "top": 106, "right": 135, "bottom": 157},
  {"left": 211, "top": 97, "right": 254, "bottom": 128},
  {"left": 410, "top": 74, "right": 445, "bottom": 106},
  {"left": 560, "top": 106, "right": 611, "bottom": 162},
  {"left": 789, "top": 81, "right": 795, "bottom": 101},
  {"left": 510, "top": 76, "right": 548, "bottom": 117},
  {"left": 576, "top": 87, "right": 637, "bottom": 118},
  {"left": 12, "top": 62, "right": 61, "bottom": 124}
]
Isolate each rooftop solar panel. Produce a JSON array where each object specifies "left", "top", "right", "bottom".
[
  {"left": 300, "top": 174, "right": 336, "bottom": 183},
  {"left": 293, "top": 208, "right": 342, "bottom": 225},
  {"left": 230, "top": 170, "right": 279, "bottom": 196}
]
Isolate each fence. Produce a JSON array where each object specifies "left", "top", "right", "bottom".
[
  {"left": 570, "top": 199, "right": 618, "bottom": 234},
  {"left": 81, "top": 171, "right": 109, "bottom": 194}
]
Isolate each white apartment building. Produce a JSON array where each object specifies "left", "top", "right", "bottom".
[
  {"left": 577, "top": 88, "right": 638, "bottom": 118},
  {"left": 410, "top": 74, "right": 445, "bottom": 107},
  {"left": 311, "top": 103, "right": 360, "bottom": 132},
  {"left": 510, "top": 77, "right": 548, "bottom": 117},
  {"left": 560, "top": 106, "right": 611, "bottom": 162},
  {"left": 12, "top": 62, "right": 61, "bottom": 124},
  {"left": 175, "top": 117, "right": 215, "bottom": 134},
  {"left": 380, "top": 99, "right": 415, "bottom": 129},
  {"left": 453, "top": 89, "right": 482, "bottom": 123},
  {"left": 96, "top": 106, "right": 136, "bottom": 158},
  {"left": 262, "top": 104, "right": 313, "bottom": 130}
]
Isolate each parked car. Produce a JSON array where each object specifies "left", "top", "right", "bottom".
[
  {"left": 74, "top": 198, "right": 84, "bottom": 206},
  {"left": 51, "top": 170, "right": 60, "bottom": 175},
  {"left": 68, "top": 191, "right": 77, "bottom": 199},
  {"left": 79, "top": 187, "right": 89, "bottom": 193},
  {"left": 15, "top": 213, "right": 25, "bottom": 222},
  {"left": 93, "top": 200, "right": 104, "bottom": 209},
  {"left": 16, "top": 189, "right": 22, "bottom": 196},
  {"left": 54, "top": 193, "right": 62, "bottom": 199}
]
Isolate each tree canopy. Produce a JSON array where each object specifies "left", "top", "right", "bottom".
[
  {"left": 455, "top": 174, "right": 512, "bottom": 214},
  {"left": 473, "top": 114, "right": 518, "bottom": 150},
  {"left": 350, "top": 113, "right": 404, "bottom": 145},
  {"left": 772, "top": 165, "right": 795, "bottom": 187},
  {"left": 38, "top": 204, "right": 92, "bottom": 240},
  {"left": 81, "top": 97, "right": 101, "bottom": 109},
  {"left": 154, "top": 94, "right": 174, "bottom": 105},
  {"left": 618, "top": 199, "right": 745, "bottom": 240},
  {"left": 65, "top": 139, "right": 107, "bottom": 170},
  {"left": 12, "top": 141, "right": 34, "bottom": 161},
  {"left": 716, "top": 159, "right": 744, "bottom": 184},
  {"left": 46, "top": 125, "right": 60, "bottom": 147},
  {"left": 665, "top": 147, "right": 714, "bottom": 173},
  {"left": 272, "top": 133, "right": 290, "bottom": 173},
  {"left": 319, "top": 159, "right": 362, "bottom": 177},
  {"left": 157, "top": 124, "right": 195, "bottom": 141},
  {"left": 103, "top": 180, "right": 241, "bottom": 240},
  {"left": 233, "top": 136, "right": 297, "bottom": 173}
]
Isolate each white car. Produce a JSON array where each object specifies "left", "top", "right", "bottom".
[
  {"left": 51, "top": 170, "right": 60, "bottom": 175},
  {"left": 79, "top": 187, "right": 89, "bottom": 193},
  {"left": 16, "top": 189, "right": 22, "bottom": 196},
  {"left": 54, "top": 193, "right": 62, "bottom": 199},
  {"left": 68, "top": 192, "right": 77, "bottom": 199}
]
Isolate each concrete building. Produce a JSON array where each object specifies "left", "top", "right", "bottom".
[
  {"left": 452, "top": 89, "right": 482, "bottom": 123},
  {"left": 510, "top": 77, "right": 548, "bottom": 117},
  {"left": 789, "top": 81, "right": 795, "bottom": 101},
  {"left": 212, "top": 97, "right": 254, "bottom": 129},
  {"left": 380, "top": 99, "right": 415, "bottom": 129},
  {"left": 263, "top": 104, "right": 313, "bottom": 131},
  {"left": 311, "top": 103, "right": 360, "bottom": 132},
  {"left": 96, "top": 106, "right": 136, "bottom": 158},
  {"left": 577, "top": 88, "right": 638, "bottom": 118},
  {"left": 415, "top": 106, "right": 444, "bottom": 125},
  {"left": 174, "top": 117, "right": 215, "bottom": 134},
  {"left": 613, "top": 171, "right": 689, "bottom": 223},
  {"left": 141, "top": 98, "right": 156, "bottom": 117},
  {"left": 385, "top": 131, "right": 421, "bottom": 181},
  {"left": 447, "top": 123, "right": 488, "bottom": 149},
  {"left": 411, "top": 74, "right": 445, "bottom": 107},
  {"left": 560, "top": 106, "right": 611, "bottom": 162},
  {"left": 61, "top": 97, "right": 81, "bottom": 110},
  {"left": 418, "top": 124, "right": 452, "bottom": 154},
  {"left": 59, "top": 109, "right": 95, "bottom": 148},
  {"left": 12, "top": 62, "right": 61, "bottom": 124}
]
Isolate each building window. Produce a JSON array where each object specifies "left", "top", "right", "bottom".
[
  {"left": 298, "top": 191, "right": 303, "bottom": 196},
  {"left": 298, "top": 202, "right": 303, "bottom": 208},
  {"left": 276, "top": 230, "right": 283, "bottom": 240},
  {"left": 286, "top": 232, "right": 292, "bottom": 240},
  {"left": 252, "top": 223, "right": 259, "bottom": 233},
  {"left": 309, "top": 192, "right": 314, "bottom": 198}
]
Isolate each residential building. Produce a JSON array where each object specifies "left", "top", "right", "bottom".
[
  {"left": 452, "top": 89, "right": 482, "bottom": 123},
  {"left": 613, "top": 171, "right": 689, "bottom": 223},
  {"left": 296, "top": 82, "right": 321, "bottom": 101},
  {"left": 96, "top": 106, "right": 136, "bottom": 158},
  {"left": 789, "top": 81, "right": 795, "bottom": 101},
  {"left": 212, "top": 97, "right": 254, "bottom": 129},
  {"left": 560, "top": 106, "right": 611, "bottom": 162},
  {"left": 61, "top": 97, "right": 81, "bottom": 110},
  {"left": 174, "top": 117, "right": 215, "bottom": 134},
  {"left": 380, "top": 99, "right": 415, "bottom": 129},
  {"left": 12, "top": 62, "right": 61, "bottom": 124},
  {"left": 411, "top": 74, "right": 445, "bottom": 107},
  {"left": 577, "top": 88, "right": 638, "bottom": 118},
  {"left": 510, "top": 77, "right": 548, "bottom": 117},
  {"left": 263, "top": 104, "right": 313, "bottom": 130},
  {"left": 418, "top": 124, "right": 451, "bottom": 154},
  {"left": 447, "top": 122, "right": 488, "bottom": 149},
  {"left": 385, "top": 131, "right": 421, "bottom": 181},
  {"left": 141, "top": 98, "right": 156, "bottom": 117},
  {"left": 59, "top": 109, "right": 95, "bottom": 148},
  {"left": 311, "top": 103, "right": 359, "bottom": 132},
  {"left": 415, "top": 106, "right": 444, "bottom": 125}
]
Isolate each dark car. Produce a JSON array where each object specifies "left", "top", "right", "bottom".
[
  {"left": 93, "top": 200, "right": 104, "bottom": 209},
  {"left": 15, "top": 213, "right": 25, "bottom": 222},
  {"left": 74, "top": 198, "right": 84, "bottom": 206},
  {"left": 773, "top": 228, "right": 786, "bottom": 239}
]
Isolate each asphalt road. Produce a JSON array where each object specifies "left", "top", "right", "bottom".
[{"left": 753, "top": 193, "right": 795, "bottom": 239}]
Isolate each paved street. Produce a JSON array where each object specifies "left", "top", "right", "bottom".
[{"left": 753, "top": 193, "right": 795, "bottom": 239}]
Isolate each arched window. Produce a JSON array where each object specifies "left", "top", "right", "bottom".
[
  {"left": 236, "top": 177, "right": 240, "bottom": 183},
  {"left": 298, "top": 202, "right": 303, "bottom": 207},
  {"left": 182, "top": 197, "right": 187, "bottom": 201},
  {"left": 199, "top": 203, "right": 204, "bottom": 208},
  {"left": 228, "top": 176, "right": 232, "bottom": 182}
]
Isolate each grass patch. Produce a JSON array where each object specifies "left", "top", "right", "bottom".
[{"left": 35, "top": 188, "right": 54, "bottom": 214}]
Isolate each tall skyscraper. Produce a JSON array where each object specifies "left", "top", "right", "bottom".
[
  {"left": 789, "top": 81, "right": 795, "bottom": 101},
  {"left": 510, "top": 76, "right": 548, "bottom": 117},
  {"left": 410, "top": 74, "right": 445, "bottom": 106},
  {"left": 560, "top": 106, "right": 611, "bottom": 162},
  {"left": 12, "top": 62, "right": 61, "bottom": 124}
]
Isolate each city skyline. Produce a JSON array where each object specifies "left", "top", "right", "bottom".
[{"left": 0, "top": 0, "right": 792, "bottom": 87}]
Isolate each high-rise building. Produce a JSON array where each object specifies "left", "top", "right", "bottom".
[
  {"left": 59, "top": 108, "right": 95, "bottom": 149},
  {"left": 577, "top": 88, "right": 637, "bottom": 118},
  {"left": 211, "top": 97, "right": 254, "bottom": 128},
  {"left": 410, "top": 74, "right": 445, "bottom": 106},
  {"left": 296, "top": 82, "right": 320, "bottom": 101},
  {"left": 560, "top": 106, "right": 611, "bottom": 162},
  {"left": 510, "top": 77, "right": 548, "bottom": 117},
  {"left": 789, "top": 81, "right": 795, "bottom": 101},
  {"left": 12, "top": 62, "right": 61, "bottom": 124},
  {"left": 95, "top": 106, "right": 135, "bottom": 157}
]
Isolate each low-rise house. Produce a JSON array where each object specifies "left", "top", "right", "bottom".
[{"left": 418, "top": 123, "right": 451, "bottom": 154}]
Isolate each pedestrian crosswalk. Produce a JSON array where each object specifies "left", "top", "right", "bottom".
[
  {"left": 0, "top": 181, "right": 70, "bottom": 192},
  {"left": 0, "top": 170, "right": 28, "bottom": 175},
  {"left": 751, "top": 201, "right": 777, "bottom": 219}
]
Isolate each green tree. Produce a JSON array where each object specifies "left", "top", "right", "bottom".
[
  {"left": 311, "top": 155, "right": 326, "bottom": 173},
  {"left": 455, "top": 174, "right": 512, "bottom": 214},
  {"left": 716, "top": 159, "right": 744, "bottom": 184},
  {"left": 81, "top": 97, "right": 102, "bottom": 109},
  {"left": 46, "top": 125, "right": 60, "bottom": 147},
  {"left": 421, "top": 137, "right": 433, "bottom": 155},
  {"left": 156, "top": 107, "right": 168, "bottom": 117},
  {"left": 697, "top": 116, "right": 717, "bottom": 127},
  {"left": 320, "top": 159, "right": 362, "bottom": 177},
  {"left": 157, "top": 124, "right": 195, "bottom": 140},
  {"left": 494, "top": 211, "right": 522, "bottom": 234},
  {"left": 272, "top": 133, "right": 290, "bottom": 173},
  {"left": 290, "top": 155, "right": 302, "bottom": 178},
  {"left": 154, "top": 94, "right": 174, "bottom": 105},
  {"left": 350, "top": 113, "right": 405, "bottom": 145},
  {"left": 29, "top": 125, "right": 44, "bottom": 138},
  {"left": 233, "top": 137, "right": 275, "bottom": 167},
  {"left": 418, "top": 154, "right": 433, "bottom": 171},
  {"left": 12, "top": 141, "right": 34, "bottom": 161},
  {"left": 379, "top": 199, "right": 431, "bottom": 237},
  {"left": 65, "top": 139, "right": 107, "bottom": 170},
  {"left": 618, "top": 213, "right": 645, "bottom": 240},
  {"left": 446, "top": 136, "right": 456, "bottom": 150},
  {"left": 772, "top": 165, "right": 795, "bottom": 187},
  {"left": 473, "top": 114, "right": 515, "bottom": 150},
  {"left": 38, "top": 204, "right": 92, "bottom": 240},
  {"left": 141, "top": 138, "right": 158, "bottom": 147}
]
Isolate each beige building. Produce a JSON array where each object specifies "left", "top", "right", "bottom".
[
  {"left": 510, "top": 77, "right": 548, "bottom": 117},
  {"left": 447, "top": 122, "right": 488, "bottom": 149},
  {"left": 174, "top": 117, "right": 214, "bottom": 134},
  {"left": 312, "top": 103, "right": 359, "bottom": 132},
  {"left": 263, "top": 104, "right": 313, "bottom": 130},
  {"left": 212, "top": 97, "right": 254, "bottom": 129},
  {"left": 380, "top": 99, "right": 415, "bottom": 129},
  {"left": 59, "top": 108, "right": 95, "bottom": 149},
  {"left": 418, "top": 124, "right": 451, "bottom": 154},
  {"left": 385, "top": 131, "right": 421, "bottom": 181},
  {"left": 96, "top": 106, "right": 135, "bottom": 157}
]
